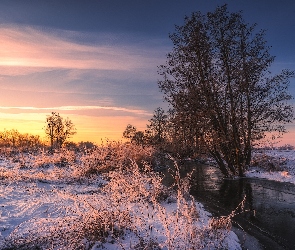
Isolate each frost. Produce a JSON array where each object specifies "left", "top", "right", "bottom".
[{"left": 0, "top": 144, "right": 241, "bottom": 249}]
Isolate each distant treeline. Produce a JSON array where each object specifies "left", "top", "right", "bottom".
[
  {"left": 0, "top": 129, "right": 43, "bottom": 149},
  {"left": 258, "top": 144, "right": 295, "bottom": 151},
  {"left": 0, "top": 128, "right": 95, "bottom": 153}
]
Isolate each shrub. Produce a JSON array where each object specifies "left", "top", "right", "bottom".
[
  {"left": 251, "top": 153, "right": 287, "bottom": 171},
  {"left": 77, "top": 142, "right": 155, "bottom": 177}
]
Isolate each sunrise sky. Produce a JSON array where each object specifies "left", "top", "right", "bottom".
[{"left": 0, "top": 0, "right": 295, "bottom": 145}]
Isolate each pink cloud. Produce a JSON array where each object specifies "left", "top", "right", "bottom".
[
  {"left": 0, "top": 105, "right": 152, "bottom": 117},
  {"left": 0, "top": 25, "right": 164, "bottom": 72}
]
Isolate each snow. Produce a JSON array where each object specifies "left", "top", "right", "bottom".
[
  {"left": 246, "top": 150, "right": 295, "bottom": 185},
  {"left": 1, "top": 147, "right": 295, "bottom": 249},
  {"left": 0, "top": 148, "right": 241, "bottom": 249}
]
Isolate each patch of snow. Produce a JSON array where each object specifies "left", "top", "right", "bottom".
[{"left": 246, "top": 150, "right": 295, "bottom": 185}]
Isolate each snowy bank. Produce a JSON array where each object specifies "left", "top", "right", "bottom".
[{"left": 246, "top": 150, "right": 295, "bottom": 185}]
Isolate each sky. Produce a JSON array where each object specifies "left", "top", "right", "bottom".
[{"left": 0, "top": 0, "right": 294, "bottom": 145}]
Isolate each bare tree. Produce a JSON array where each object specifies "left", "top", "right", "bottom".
[
  {"left": 123, "top": 124, "right": 137, "bottom": 141},
  {"left": 123, "top": 124, "right": 145, "bottom": 145},
  {"left": 165, "top": 109, "right": 203, "bottom": 157},
  {"left": 146, "top": 107, "right": 168, "bottom": 146},
  {"left": 45, "top": 112, "right": 76, "bottom": 149},
  {"left": 158, "top": 5, "right": 294, "bottom": 177}
]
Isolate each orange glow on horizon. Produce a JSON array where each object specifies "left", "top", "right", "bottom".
[
  {"left": 0, "top": 111, "right": 294, "bottom": 147},
  {"left": 0, "top": 112, "right": 149, "bottom": 145}
]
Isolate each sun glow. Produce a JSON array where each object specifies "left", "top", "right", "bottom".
[{"left": 0, "top": 111, "right": 148, "bottom": 144}]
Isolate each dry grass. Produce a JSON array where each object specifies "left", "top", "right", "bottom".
[
  {"left": 0, "top": 143, "right": 240, "bottom": 249},
  {"left": 251, "top": 152, "right": 287, "bottom": 172}
]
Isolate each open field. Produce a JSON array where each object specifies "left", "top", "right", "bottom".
[{"left": 0, "top": 143, "right": 240, "bottom": 249}]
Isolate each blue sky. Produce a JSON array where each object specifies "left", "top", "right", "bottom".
[{"left": 0, "top": 0, "right": 294, "bottom": 144}]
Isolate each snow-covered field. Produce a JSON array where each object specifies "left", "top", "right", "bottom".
[
  {"left": 1, "top": 146, "right": 293, "bottom": 249},
  {"left": 246, "top": 150, "right": 295, "bottom": 185},
  {"left": 0, "top": 145, "right": 241, "bottom": 250}
]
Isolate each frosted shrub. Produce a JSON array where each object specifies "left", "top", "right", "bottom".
[
  {"left": 102, "top": 159, "right": 234, "bottom": 249},
  {"left": 77, "top": 142, "right": 155, "bottom": 177},
  {"left": 0, "top": 148, "right": 80, "bottom": 183},
  {"left": 104, "top": 161, "right": 166, "bottom": 203},
  {"left": 251, "top": 153, "right": 287, "bottom": 172},
  {"left": 0, "top": 143, "right": 154, "bottom": 183}
]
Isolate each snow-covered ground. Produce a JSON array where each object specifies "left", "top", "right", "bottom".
[
  {"left": 0, "top": 147, "right": 241, "bottom": 250},
  {"left": 246, "top": 150, "right": 295, "bottom": 185},
  {"left": 2, "top": 147, "right": 293, "bottom": 249}
]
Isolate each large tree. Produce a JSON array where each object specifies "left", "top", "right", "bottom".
[{"left": 158, "top": 5, "right": 294, "bottom": 177}]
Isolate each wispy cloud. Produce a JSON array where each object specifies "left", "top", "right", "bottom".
[
  {"left": 0, "top": 25, "right": 166, "bottom": 73},
  {"left": 0, "top": 25, "right": 166, "bottom": 110},
  {"left": 0, "top": 105, "right": 152, "bottom": 116}
]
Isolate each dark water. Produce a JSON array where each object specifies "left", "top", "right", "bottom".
[{"left": 162, "top": 163, "right": 295, "bottom": 249}]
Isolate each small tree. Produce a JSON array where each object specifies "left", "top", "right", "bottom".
[
  {"left": 146, "top": 107, "right": 168, "bottom": 147},
  {"left": 158, "top": 5, "right": 294, "bottom": 177},
  {"left": 45, "top": 112, "right": 76, "bottom": 149},
  {"left": 165, "top": 109, "right": 203, "bottom": 157},
  {"left": 132, "top": 131, "right": 145, "bottom": 146},
  {"left": 123, "top": 124, "right": 137, "bottom": 141},
  {"left": 123, "top": 124, "right": 145, "bottom": 145}
]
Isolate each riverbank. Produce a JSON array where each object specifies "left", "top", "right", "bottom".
[
  {"left": 246, "top": 150, "right": 295, "bottom": 185},
  {"left": 190, "top": 162, "right": 295, "bottom": 250}
]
